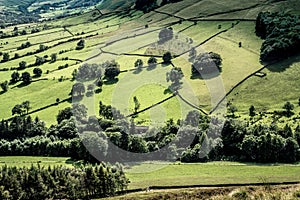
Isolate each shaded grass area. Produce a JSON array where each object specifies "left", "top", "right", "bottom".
[
  {"left": 0, "top": 156, "right": 73, "bottom": 168},
  {"left": 125, "top": 162, "right": 300, "bottom": 189}
]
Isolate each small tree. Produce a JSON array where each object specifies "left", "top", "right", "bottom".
[
  {"left": 21, "top": 72, "right": 31, "bottom": 84},
  {"left": 11, "top": 71, "right": 20, "bottom": 83},
  {"left": 134, "top": 59, "right": 143, "bottom": 70},
  {"left": 33, "top": 68, "right": 43, "bottom": 77},
  {"left": 72, "top": 69, "right": 78, "bottom": 80},
  {"left": 22, "top": 101, "right": 31, "bottom": 114},
  {"left": 35, "top": 56, "right": 45, "bottom": 66},
  {"left": 229, "top": 105, "right": 238, "bottom": 117},
  {"left": 2, "top": 52, "right": 9, "bottom": 62},
  {"left": 76, "top": 39, "right": 85, "bottom": 50},
  {"left": 133, "top": 96, "right": 140, "bottom": 113},
  {"left": 0, "top": 80, "right": 8, "bottom": 92},
  {"left": 19, "top": 61, "right": 27, "bottom": 70},
  {"left": 283, "top": 101, "right": 294, "bottom": 117},
  {"left": 249, "top": 105, "right": 256, "bottom": 117},
  {"left": 163, "top": 52, "right": 172, "bottom": 64},
  {"left": 148, "top": 56, "right": 157, "bottom": 68},
  {"left": 50, "top": 53, "right": 57, "bottom": 62}
]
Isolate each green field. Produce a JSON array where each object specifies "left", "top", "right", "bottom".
[{"left": 125, "top": 162, "right": 300, "bottom": 189}]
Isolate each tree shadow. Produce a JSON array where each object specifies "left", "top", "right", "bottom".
[
  {"left": 164, "top": 88, "right": 173, "bottom": 94},
  {"left": 72, "top": 95, "right": 84, "bottom": 102},
  {"left": 146, "top": 65, "right": 157, "bottom": 71},
  {"left": 133, "top": 68, "right": 142, "bottom": 74},
  {"left": 104, "top": 78, "right": 119, "bottom": 85},
  {"left": 95, "top": 88, "right": 102, "bottom": 94},
  {"left": 12, "top": 81, "right": 31, "bottom": 89},
  {"left": 86, "top": 91, "right": 94, "bottom": 97},
  {"left": 190, "top": 71, "right": 220, "bottom": 80},
  {"left": 266, "top": 53, "right": 300, "bottom": 72},
  {"left": 0, "top": 91, "right": 6, "bottom": 95}
]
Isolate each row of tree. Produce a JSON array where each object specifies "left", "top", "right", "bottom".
[{"left": 0, "top": 163, "right": 128, "bottom": 199}]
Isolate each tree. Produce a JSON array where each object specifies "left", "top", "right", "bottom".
[
  {"left": 21, "top": 72, "right": 31, "bottom": 84},
  {"left": 50, "top": 53, "right": 57, "bottom": 62},
  {"left": 134, "top": 59, "right": 143, "bottom": 70},
  {"left": 22, "top": 101, "right": 31, "bottom": 114},
  {"left": 33, "top": 68, "right": 43, "bottom": 77},
  {"left": 283, "top": 101, "right": 294, "bottom": 117},
  {"left": 12, "top": 104, "right": 24, "bottom": 116},
  {"left": 35, "top": 56, "right": 45, "bottom": 66},
  {"left": 166, "top": 67, "right": 184, "bottom": 91},
  {"left": 2, "top": 52, "right": 9, "bottom": 62},
  {"left": 72, "top": 69, "right": 78, "bottom": 80},
  {"left": 147, "top": 57, "right": 157, "bottom": 68},
  {"left": 11, "top": 71, "right": 20, "bottom": 83},
  {"left": 229, "top": 105, "right": 238, "bottom": 117},
  {"left": 249, "top": 105, "right": 256, "bottom": 117},
  {"left": 19, "top": 61, "right": 27, "bottom": 70},
  {"left": 0, "top": 80, "right": 8, "bottom": 92},
  {"left": 162, "top": 52, "right": 172, "bottom": 64},
  {"left": 72, "top": 83, "right": 85, "bottom": 97},
  {"left": 104, "top": 61, "right": 120, "bottom": 81},
  {"left": 76, "top": 39, "right": 85, "bottom": 50},
  {"left": 133, "top": 96, "right": 140, "bottom": 113}
]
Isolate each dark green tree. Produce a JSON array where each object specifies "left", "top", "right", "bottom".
[
  {"left": 133, "top": 96, "right": 140, "bottom": 113},
  {"left": 21, "top": 72, "right": 31, "bottom": 84},
  {"left": 33, "top": 68, "right": 43, "bottom": 77},
  {"left": 19, "top": 61, "right": 27, "bottom": 70},
  {"left": 10, "top": 71, "right": 20, "bottom": 83},
  {"left": 0, "top": 80, "right": 8, "bottom": 92},
  {"left": 2, "top": 52, "right": 9, "bottom": 62},
  {"left": 162, "top": 52, "right": 172, "bottom": 64},
  {"left": 283, "top": 101, "right": 294, "bottom": 117}
]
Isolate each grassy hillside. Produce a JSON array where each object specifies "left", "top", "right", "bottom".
[{"left": 0, "top": 0, "right": 299, "bottom": 127}]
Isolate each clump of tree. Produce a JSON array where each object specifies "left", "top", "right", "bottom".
[
  {"left": 191, "top": 52, "right": 222, "bottom": 77},
  {"left": 135, "top": 0, "right": 157, "bottom": 13},
  {"left": 76, "top": 63, "right": 102, "bottom": 81},
  {"left": 158, "top": 27, "right": 174, "bottom": 44},
  {"left": 256, "top": 12, "right": 300, "bottom": 62},
  {"left": 166, "top": 67, "right": 184, "bottom": 91},
  {"left": 17, "top": 41, "right": 31, "bottom": 50},
  {"left": 104, "top": 60, "right": 120, "bottom": 81},
  {"left": 12, "top": 101, "right": 31, "bottom": 116}
]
